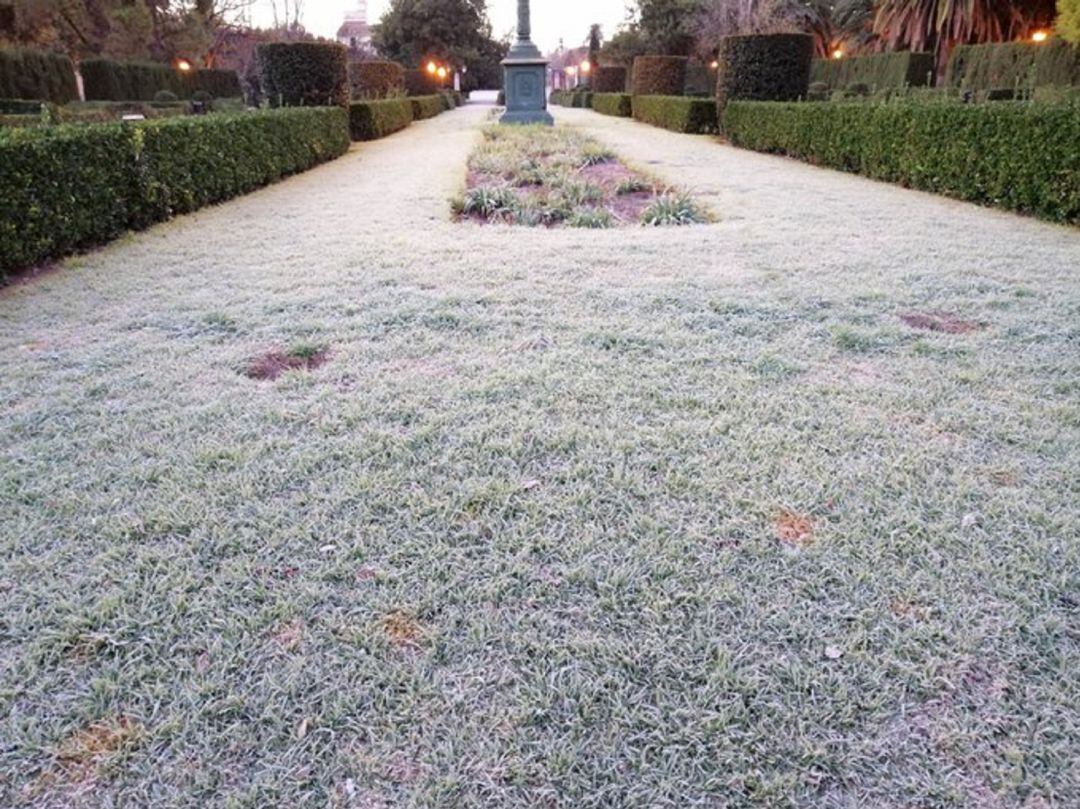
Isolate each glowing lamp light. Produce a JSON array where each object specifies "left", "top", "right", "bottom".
[
  {"left": 1031, "top": 30, "right": 1049, "bottom": 43},
  {"left": 176, "top": 58, "right": 193, "bottom": 72},
  {"left": 566, "top": 66, "right": 577, "bottom": 76},
  {"left": 831, "top": 48, "right": 844, "bottom": 60},
  {"left": 426, "top": 60, "right": 438, "bottom": 74},
  {"left": 580, "top": 60, "right": 591, "bottom": 74},
  {"left": 709, "top": 60, "right": 719, "bottom": 70},
  {"left": 436, "top": 66, "right": 448, "bottom": 79}
]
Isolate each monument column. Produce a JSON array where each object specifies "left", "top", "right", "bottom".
[{"left": 500, "top": 0, "right": 553, "bottom": 125}]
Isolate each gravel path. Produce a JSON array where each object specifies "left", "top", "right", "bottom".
[{"left": 1, "top": 101, "right": 1078, "bottom": 808}]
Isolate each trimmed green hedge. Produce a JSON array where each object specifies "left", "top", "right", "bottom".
[
  {"left": 81, "top": 58, "right": 241, "bottom": 101},
  {"left": 633, "top": 95, "right": 717, "bottom": 133},
  {"left": 570, "top": 90, "right": 593, "bottom": 108},
  {"left": 0, "top": 48, "right": 78, "bottom": 104},
  {"left": 945, "top": 40, "right": 1080, "bottom": 91},
  {"left": 723, "top": 99, "right": 1080, "bottom": 224},
  {"left": 1, "top": 107, "right": 349, "bottom": 277},
  {"left": 812, "top": 52, "right": 934, "bottom": 91},
  {"left": 349, "top": 59, "right": 405, "bottom": 99},
  {"left": 404, "top": 68, "right": 440, "bottom": 96},
  {"left": 258, "top": 42, "right": 349, "bottom": 108},
  {"left": 631, "top": 56, "right": 687, "bottom": 96},
  {"left": 593, "top": 66, "right": 628, "bottom": 93},
  {"left": 348, "top": 97, "right": 412, "bottom": 140},
  {"left": 592, "top": 92, "right": 632, "bottom": 117},
  {"left": 410, "top": 94, "right": 444, "bottom": 119},
  {"left": 716, "top": 34, "right": 813, "bottom": 122}
]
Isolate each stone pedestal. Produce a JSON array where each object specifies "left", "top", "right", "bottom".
[
  {"left": 501, "top": 60, "right": 552, "bottom": 125},
  {"left": 500, "top": 0, "right": 553, "bottom": 125}
]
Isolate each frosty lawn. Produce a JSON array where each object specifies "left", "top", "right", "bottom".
[{"left": 1, "top": 103, "right": 1078, "bottom": 807}]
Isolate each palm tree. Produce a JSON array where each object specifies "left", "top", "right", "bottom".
[{"left": 781, "top": 0, "right": 877, "bottom": 58}]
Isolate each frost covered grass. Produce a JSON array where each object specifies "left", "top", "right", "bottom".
[
  {"left": 1, "top": 103, "right": 1079, "bottom": 807},
  {"left": 454, "top": 125, "right": 703, "bottom": 228}
]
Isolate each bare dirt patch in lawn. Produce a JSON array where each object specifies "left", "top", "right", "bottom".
[
  {"left": 245, "top": 346, "right": 331, "bottom": 380},
  {"left": 900, "top": 312, "right": 982, "bottom": 334}
]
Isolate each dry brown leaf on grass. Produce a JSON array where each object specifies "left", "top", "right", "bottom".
[{"left": 775, "top": 510, "right": 814, "bottom": 548}]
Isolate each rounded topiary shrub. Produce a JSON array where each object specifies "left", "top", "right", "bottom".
[
  {"left": 592, "top": 66, "right": 628, "bottom": 93},
  {"left": 716, "top": 34, "right": 813, "bottom": 122},
  {"left": 349, "top": 59, "right": 405, "bottom": 99},
  {"left": 257, "top": 42, "right": 349, "bottom": 107},
  {"left": 153, "top": 89, "right": 179, "bottom": 103},
  {"left": 631, "top": 56, "right": 688, "bottom": 96}
]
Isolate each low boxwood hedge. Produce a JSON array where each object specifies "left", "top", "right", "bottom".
[
  {"left": 592, "top": 93, "right": 632, "bottom": 117},
  {"left": 632, "top": 95, "right": 718, "bottom": 134},
  {"left": 348, "top": 97, "right": 413, "bottom": 140},
  {"left": 404, "top": 69, "right": 440, "bottom": 96},
  {"left": 723, "top": 99, "right": 1080, "bottom": 224},
  {"left": 1, "top": 107, "right": 349, "bottom": 277},
  {"left": 410, "top": 94, "right": 444, "bottom": 120},
  {"left": 812, "top": 52, "right": 935, "bottom": 91},
  {"left": 570, "top": 90, "right": 593, "bottom": 108}
]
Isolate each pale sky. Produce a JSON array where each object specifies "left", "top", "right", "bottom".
[{"left": 250, "top": 0, "right": 632, "bottom": 54}]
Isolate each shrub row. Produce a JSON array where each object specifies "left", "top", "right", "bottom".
[
  {"left": 723, "top": 99, "right": 1080, "bottom": 224},
  {"left": 410, "top": 94, "right": 444, "bottom": 119},
  {"left": 349, "top": 60, "right": 404, "bottom": 99},
  {"left": 348, "top": 97, "right": 413, "bottom": 140},
  {"left": 0, "top": 107, "right": 349, "bottom": 277},
  {"left": 633, "top": 95, "right": 717, "bottom": 133},
  {"left": 945, "top": 39, "right": 1080, "bottom": 91},
  {"left": 716, "top": 34, "right": 813, "bottom": 119},
  {"left": 811, "top": 52, "right": 934, "bottom": 91},
  {"left": 0, "top": 48, "right": 79, "bottom": 104},
  {"left": 404, "top": 69, "right": 440, "bottom": 96},
  {"left": 592, "top": 92, "right": 632, "bottom": 117},
  {"left": 592, "top": 66, "right": 628, "bottom": 93},
  {"left": 81, "top": 58, "right": 241, "bottom": 101},
  {"left": 631, "top": 56, "right": 687, "bottom": 96},
  {"left": 258, "top": 42, "right": 349, "bottom": 108}
]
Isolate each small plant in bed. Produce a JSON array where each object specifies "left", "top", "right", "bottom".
[{"left": 455, "top": 125, "right": 705, "bottom": 228}]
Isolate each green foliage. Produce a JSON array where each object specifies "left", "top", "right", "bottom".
[
  {"left": 81, "top": 58, "right": 241, "bottom": 102},
  {"left": 636, "top": 0, "right": 699, "bottom": 56},
  {"left": 257, "top": 43, "right": 350, "bottom": 108},
  {"left": 348, "top": 98, "right": 413, "bottom": 140},
  {"left": 404, "top": 69, "right": 441, "bottom": 96},
  {"left": 0, "top": 108, "right": 349, "bottom": 277},
  {"left": 570, "top": 90, "right": 594, "bottom": 108},
  {"left": 811, "top": 52, "right": 935, "bottom": 90},
  {"left": 641, "top": 191, "right": 707, "bottom": 225},
  {"left": 632, "top": 94, "right": 718, "bottom": 133},
  {"left": 153, "top": 90, "right": 179, "bottom": 104},
  {"left": 631, "top": 55, "right": 688, "bottom": 96},
  {"left": 1061, "top": 0, "right": 1080, "bottom": 45},
  {"left": 349, "top": 60, "right": 405, "bottom": 99},
  {"left": 716, "top": 34, "right": 814, "bottom": 122},
  {"left": 0, "top": 48, "right": 78, "bottom": 104},
  {"left": 946, "top": 39, "right": 1080, "bottom": 90},
  {"left": 723, "top": 99, "right": 1080, "bottom": 223},
  {"left": 0, "top": 98, "right": 47, "bottom": 114},
  {"left": 409, "top": 94, "right": 445, "bottom": 119},
  {"left": 593, "top": 65, "right": 628, "bottom": 93},
  {"left": 592, "top": 92, "right": 633, "bottom": 116}
]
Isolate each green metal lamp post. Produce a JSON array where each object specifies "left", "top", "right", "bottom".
[{"left": 500, "top": 0, "right": 553, "bottom": 125}]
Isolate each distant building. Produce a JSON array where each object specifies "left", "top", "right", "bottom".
[{"left": 337, "top": 2, "right": 371, "bottom": 52}]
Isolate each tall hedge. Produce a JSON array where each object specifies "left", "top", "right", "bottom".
[
  {"left": 592, "top": 92, "right": 632, "bottom": 117},
  {"left": 349, "top": 60, "right": 405, "bottom": 99},
  {"left": 593, "top": 66, "right": 628, "bottom": 93},
  {"left": 258, "top": 42, "right": 349, "bottom": 107},
  {"left": 716, "top": 34, "right": 813, "bottom": 123},
  {"left": 631, "top": 56, "right": 687, "bottom": 96},
  {"left": 0, "top": 107, "right": 349, "bottom": 277},
  {"left": 404, "top": 68, "right": 440, "bottom": 96},
  {"left": 811, "top": 52, "right": 935, "bottom": 91},
  {"left": 0, "top": 48, "right": 78, "bottom": 104},
  {"left": 723, "top": 99, "right": 1080, "bottom": 224},
  {"left": 81, "top": 59, "right": 241, "bottom": 101},
  {"left": 348, "top": 98, "right": 412, "bottom": 140},
  {"left": 945, "top": 40, "right": 1080, "bottom": 91},
  {"left": 632, "top": 95, "right": 717, "bottom": 133}
]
